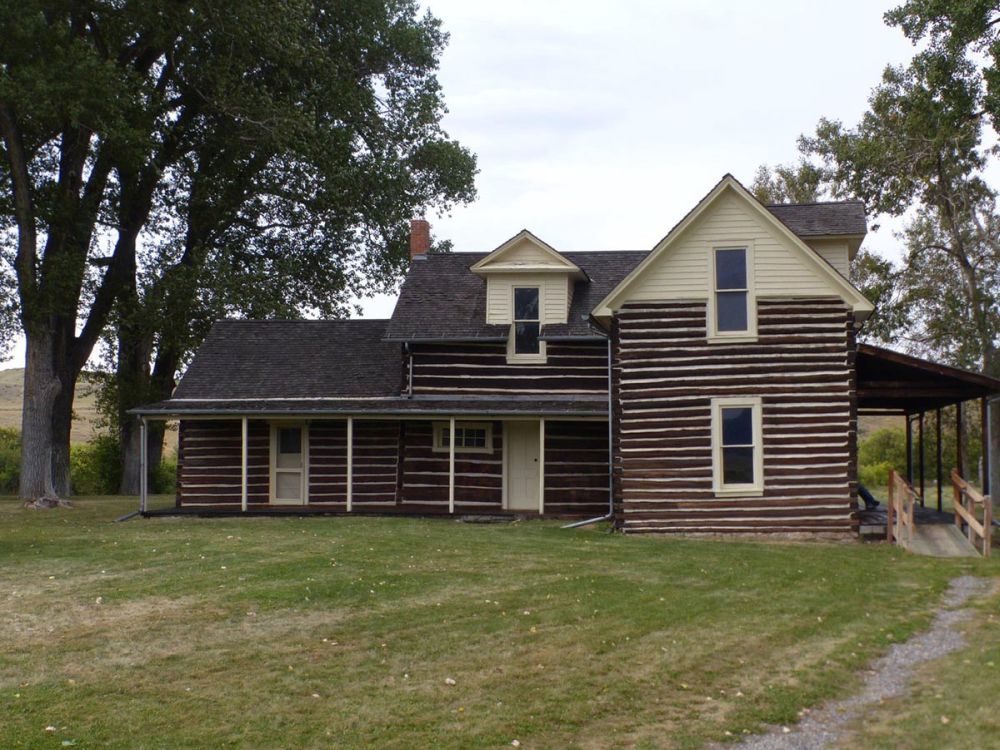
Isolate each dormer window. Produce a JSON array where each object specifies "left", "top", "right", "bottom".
[
  {"left": 710, "top": 245, "right": 756, "bottom": 341},
  {"left": 513, "top": 287, "right": 540, "bottom": 354}
]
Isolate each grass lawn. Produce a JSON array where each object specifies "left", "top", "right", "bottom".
[{"left": 1, "top": 496, "right": 998, "bottom": 749}]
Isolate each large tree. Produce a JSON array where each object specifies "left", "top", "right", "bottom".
[
  {"left": 800, "top": 6, "right": 1000, "bottom": 492},
  {"left": 0, "top": 2, "right": 476, "bottom": 505}
]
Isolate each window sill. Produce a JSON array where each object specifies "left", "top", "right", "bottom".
[
  {"left": 707, "top": 334, "right": 758, "bottom": 344},
  {"left": 712, "top": 487, "right": 764, "bottom": 498},
  {"left": 432, "top": 446, "right": 492, "bottom": 454},
  {"left": 506, "top": 354, "right": 548, "bottom": 365}
]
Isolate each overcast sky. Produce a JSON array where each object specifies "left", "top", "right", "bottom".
[{"left": 0, "top": 0, "right": 916, "bottom": 370}]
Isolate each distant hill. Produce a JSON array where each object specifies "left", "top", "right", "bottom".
[
  {"left": 0, "top": 368, "right": 103, "bottom": 443},
  {"left": 0, "top": 369, "right": 177, "bottom": 453}
]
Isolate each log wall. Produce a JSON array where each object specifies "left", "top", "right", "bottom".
[
  {"left": 398, "top": 420, "right": 504, "bottom": 510},
  {"left": 544, "top": 420, "right": 610, "bottom": 517},
  {"left": 407, "top": 341, "right": 608, "bottom": 395},
  {"left": 177, "top": 419, "right": 269, "bottom": 506},
  {"left": 614, "top": 298, "right": 857, "bottom": 534}
]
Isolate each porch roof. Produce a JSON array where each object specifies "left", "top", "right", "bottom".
[
  {"left": 131, "top": 394, "right": 609, "bottom": 419},
  {"left": 856, "top": 343, "right": 1000, "bottom": 414}
]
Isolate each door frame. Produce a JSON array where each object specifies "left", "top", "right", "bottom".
[
  {"left": 269, "top": 421, "right": 309, "bottom": 505},
  {"left": 502, "top": 419, "right": 542, "bottom": 512}
]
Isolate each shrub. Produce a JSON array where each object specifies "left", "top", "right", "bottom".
[
  {"left": 858, "top": 427, "right": 907, "bottom": 470},
  {"left": 153, "top": 451, "right": 177, "bottom": 494},
  {"left": 859, "top": 460, "right": 894, "bottom": 491},
  {"left": 0, "top": 427, "right": 20, "bottom": 494},
  {"left": 70, "top": 435, "right": 122, "bottom": 496}
]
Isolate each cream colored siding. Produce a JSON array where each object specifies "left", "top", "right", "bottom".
[
  {"left": 805, "top": 239, "right": 850, "bottom": 277},
  {"left": 485, "top": 273, "right": 570, "bottom": 324},
  {"left": 615, "top": 192, "right": 843, "bottom": 303},
  {"left": 492, "top": 236, "right": 559, "bottom": 266}
]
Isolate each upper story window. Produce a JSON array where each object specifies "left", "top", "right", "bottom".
[
  {"left": 513, "top": 287, "right": 541, "bottom": 355},
  {"left": 710, "top": 245, "right": 757, "bottom": 341}
]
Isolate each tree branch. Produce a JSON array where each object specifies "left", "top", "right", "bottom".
[{"left": 0, "top": 101, "right": 39, "bottom": 318}]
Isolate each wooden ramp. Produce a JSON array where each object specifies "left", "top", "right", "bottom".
[
  {"left": 882, "top": 470, "right": 992, "bottom": 558},
  {"left": 909, "top": 524, "right": 980, "bottom": 558}
]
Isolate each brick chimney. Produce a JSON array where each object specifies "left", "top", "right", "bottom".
[{"left": 409, "top": 218, "right": 430, "bottom": 260}]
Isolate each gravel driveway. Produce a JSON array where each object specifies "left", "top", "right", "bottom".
[{"left": 722, "top": 575, "right": 992, "bottom": 750}]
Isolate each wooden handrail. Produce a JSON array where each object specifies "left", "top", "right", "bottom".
[
  {"left": 951, "top": 469, "right": 992, "bottom": 558},
  {"left": 887, "top": 469, "right": 919, "bottom": 551}
]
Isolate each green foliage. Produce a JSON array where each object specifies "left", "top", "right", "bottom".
[
  {"left": 152, "top": 451, "right": 177, "bottom": 495},
  {"left": 859, "top": 460, "right": 895, "bottom": 490},
  {"left": 859, "top": 428, "right": 908, "bottom": 473},
  {"left": 0, "top": 427, "right": 19, "bottom": 494},
  {"left": 799, "top": 7, "right": 1000, "bottom": 375},
  {"left": 2, "top": 2, "right": 477, "bottom": 496},
  {"left": 70, "top": 436, "right": 122, "bottom": 496},
  {"left": 851, "top": 249, "right": 906, "bottom": 345},
  {"left": 750, "top": 162, "right": 824, "bottom": 203}
]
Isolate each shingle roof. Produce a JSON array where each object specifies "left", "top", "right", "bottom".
[
  {"left": 384, "top": 250, "right": 649, "bottom": 341},
  {"left": 766, "top": 201, "right": 867, "bottom": 237},
  {"left": 170, "top": 319, "right": 401, "bottom": 400}
]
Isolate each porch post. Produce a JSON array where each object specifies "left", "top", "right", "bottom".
[
  {"left": 538, "top": 418, "right": 546, "bottom": 515},
  {"left": 905, "top": 415, "right": 913, "bottom": 485},
  {"left": 935, "top": 408, "right": 943, "bottom": 512},
  {"left": 241, "top": 417, "right": 248, "bottom": 512},
  {"left": 983, "top": 397, "right": 991, "bottom": 495},
  {"left": 346, "top": 417, "right": 353, "bottom": 512},
  {"left": 956, "top": 402, "right": 964, "bottom": 478},
  {"left": 918, "top": 411, "right": 925, "bottom": 505},
  {"left": 448, "top": 416, "right": 456, "bottom": 514},
  {"left": 139, "top": 417, "right": 148, "bottom": 514}
]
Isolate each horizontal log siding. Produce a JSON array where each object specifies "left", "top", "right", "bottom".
[
  {"left": 177, "top": 420, "right": 268, "bottom": 506},
  {"left": 408, "top": 341, "right": 608, "bottom": 395},
  {"left": 544, "top": 421, "right": 609, "bottom": 516},
  {"left": 345, "top": 420, "right": 400, "bottom": 507},
  {"left": 399, "top": 421, "right": 504, "bottom": 509},
  {"left": 308, "top": 420, "right": 347, "bottom": 506},
  {"left": 615, "top": 298, "right": 857, "bottom": 534}
]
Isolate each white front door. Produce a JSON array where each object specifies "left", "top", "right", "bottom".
[
  {"left": 506, "top": 421, "right": 540, "bottom": 511},
  {"left": 271, "top": 424, "right": 306, "bottom": 504}
]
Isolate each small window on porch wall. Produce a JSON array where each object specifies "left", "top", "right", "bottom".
[
  {"left": 433, "top": 422, "right": 493, "bottom": 453},
  {"left": 513, "top": 287, "right": 541, "bottom": 354},
  {"left": 712, "top": 397, "right": 763, "bottom": 496},
  {"left": 712, "top": 247, "right": 755, "bottom": 339}
]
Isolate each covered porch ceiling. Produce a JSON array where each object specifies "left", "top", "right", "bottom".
[{"left": 856, "top": 344, "right": 1000, "bottom": 415}]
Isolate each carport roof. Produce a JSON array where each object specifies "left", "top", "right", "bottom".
[{"left": 856, "top": 344, "right": 1000, "bottom": 414}]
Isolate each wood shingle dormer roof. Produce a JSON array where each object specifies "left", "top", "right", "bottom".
[{"left": 383, "top": 250, "right": 647, "bottom": 342}]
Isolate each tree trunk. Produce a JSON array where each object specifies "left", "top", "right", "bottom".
[
  {"left": 19, "top": 328, "right": 69, "bottom": 507},
  {"left": 50, "top": 369, "right": 78, "bottom": 496}
]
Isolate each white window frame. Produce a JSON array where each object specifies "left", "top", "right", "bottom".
[
  {"left": 708, "top": 242, "right": 757, "bottom": 343},
  {"left": 507, "top": 285, "right": 547, "bottom": 363},
  {"left": 711, "top": 397, "right": 764, "bottom": 496},
  {"left": 432, "top": 421, "right": 494, "bottom": 454},
  {"left": 269, "top": 421, "right": 309, "bottom": 504}
]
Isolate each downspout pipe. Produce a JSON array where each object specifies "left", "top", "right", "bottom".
[{"left": 563, "top": 333, "right": 615, "bottom": 529}]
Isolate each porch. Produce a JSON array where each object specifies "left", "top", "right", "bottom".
[
  {"left": 856, "top": 344, "right": 1000, "bottom": 556},
  {"left": 131, "top": 402, "right": 612, "bottom": 520}
]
